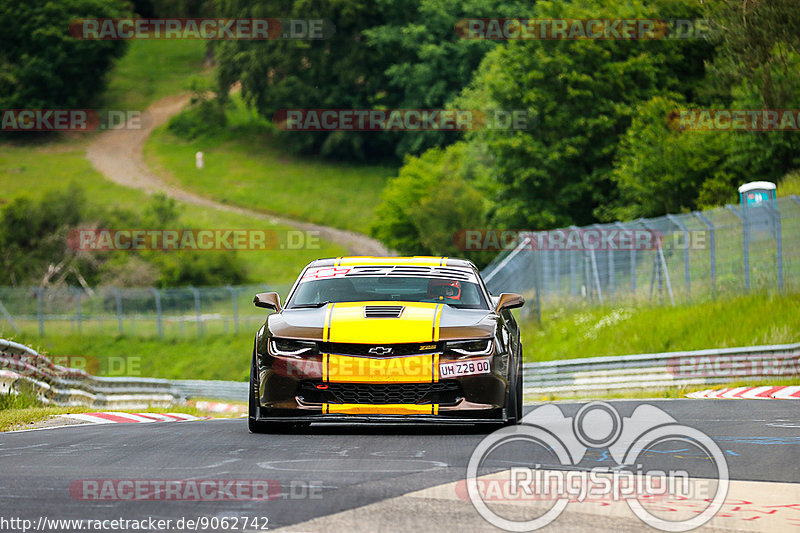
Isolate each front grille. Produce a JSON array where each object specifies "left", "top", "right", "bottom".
[
  {"left": 321, "top": 342, "right": 441, "bottom": 356},
  {"left": 363, "top": 305, "right": 405, "bottom": 318},
  {"left": 298, "top": 381, "right": 461, "bottom": 405}
]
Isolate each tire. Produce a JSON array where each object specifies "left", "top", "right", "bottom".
[
  {"left": 248, "top": 349, "right": 271, "bottom": 433},
  {"left": 248, "top": 347, "right": 309, "bottom": 434},
  {"left": 504, "top": 351, "right": 523, "bottom": 426}
]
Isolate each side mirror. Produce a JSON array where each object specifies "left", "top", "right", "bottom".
[
  {"left": 254, "top": 292, "right": 282, "bottom": 312},
  {"left": 494, "top": 292, "right": 524, "bottom": 313}
]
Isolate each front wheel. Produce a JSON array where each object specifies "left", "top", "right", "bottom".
[
  {"left": 248, "top": 348, "right": 309, "bottom": 433},
  {"left": 248, "top": 349, "right": 271, "bottom": 433},
  {"left": 504, "top": 351, "right": 524, "bottom": 426}
]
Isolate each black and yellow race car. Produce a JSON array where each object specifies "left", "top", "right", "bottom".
[{"left": 248, "top": 257, "right": 524, "bottom": 432}]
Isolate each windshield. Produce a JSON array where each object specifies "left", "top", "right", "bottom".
[{"left": 287, "top": 275, "right": 489, "bottom": 310}]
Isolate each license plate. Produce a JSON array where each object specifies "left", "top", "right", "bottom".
[{"left": 439, "top": 358, "right": 490, "bottom": 378}]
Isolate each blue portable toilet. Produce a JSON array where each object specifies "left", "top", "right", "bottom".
[{"left": 738, "top": 181, "right": 777, "bottom": 209}]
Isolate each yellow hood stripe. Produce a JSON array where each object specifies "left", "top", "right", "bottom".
[{"left": 327, "top": 301, "right": 439, "bottom": 344}]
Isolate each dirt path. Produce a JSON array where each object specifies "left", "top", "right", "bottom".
[{"left": 85, "top": 94, "right": 391, "bottom": 256}]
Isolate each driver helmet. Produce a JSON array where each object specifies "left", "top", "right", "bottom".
[{"left": 427, "top": 279, "right": 461, "bottom": 300}]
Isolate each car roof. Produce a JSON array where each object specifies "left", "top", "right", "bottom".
[{"left": 309, "top": 256, "right": 475, "bottom": 269}]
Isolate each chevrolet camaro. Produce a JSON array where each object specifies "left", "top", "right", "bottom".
[{"left": 248, "top": 256, "right": 524, "bottom": 432}]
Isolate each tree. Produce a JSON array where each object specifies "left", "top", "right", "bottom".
[
  {"left": 702, "top": 0, "right": 800, "bottom": 185},
  {"left": 372, "top": 142, "right": 495, "bottom": 266},
  {"left": 450, "top": 0, "right": 715, "bottom": 229},
  {"left": 362, "top": 0, "right": 531, "bottom": 159},
  {"left": 0, "top": 0, "right": 130, "bottom": 110},
  {"left": 214, "top": 0, "right": 404, "bottom": 160},
  {"left": 603, "top": 95, "right": 733, "bottom": 220}
]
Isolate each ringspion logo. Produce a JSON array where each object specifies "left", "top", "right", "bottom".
[{"left": 465, "top": 402, "right": 728, "bottom": 531}]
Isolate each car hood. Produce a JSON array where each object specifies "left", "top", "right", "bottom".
[{"left": 267, "top": 301, "right": 496, "bottom": 343}]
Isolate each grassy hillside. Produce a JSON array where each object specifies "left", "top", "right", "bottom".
[
  {"left": 0, "top": 40, "right": 346, "bottom": 285},
  {"left": 145, "top": 97, "right": 394, "bottom": 234},
  {"left": 521, "top": 290, "right": 800, "bottom": 362},
  {"left": 100, "top": 40, "right": 212, "bottom": 110},
  {"left": 16, "top": 333, "right": 253, "bottom": 382},
  {"left": 0, "top": 142, "right": 345, "bottom": 284}
]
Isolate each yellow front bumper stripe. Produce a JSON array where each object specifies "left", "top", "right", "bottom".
[{"left": 322, "top": 403, "right": 439, "bottom": 415}]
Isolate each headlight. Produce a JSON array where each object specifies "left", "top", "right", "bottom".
[
  {"left": 444, "top": 339, "right": 494, "bottom": 357},
  {"left": 268, "top": 338, "right": 318, "bottom": 357}
]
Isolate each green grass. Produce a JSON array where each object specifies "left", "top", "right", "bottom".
[
  {"left": 100, "top": 40, "right": 212, "bottom": 111},
  {"left": 13, "top": 333, "right": 254, "bottom": 382},
  {"left": 0, "top": 140, "right": 345, "bottom": 285},
  {"left": 145, "top": 97, "right": 394, "bottom": 234},
  {"left": 779, "top": 169, "right": 800, "bottom": 197},
  {"left": 520, "top": 290, "right": 800, "bottom": 362}
]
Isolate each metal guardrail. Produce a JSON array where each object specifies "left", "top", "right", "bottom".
[
  {"left": 170, "top": 380, "right": 248, "bottom": 402},
  {"left": 4, "top": 339, "right": 798, "bottom": 407},
  {"left": 522, "top": 342, "right": 800, "bottom": 397},
  {"left": 0, "top": 339, "right": 180, "bottom": 409}
]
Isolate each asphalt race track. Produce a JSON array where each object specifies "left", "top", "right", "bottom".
[{"left": 1, "top": 400, "right": 798, "bottom": 532}]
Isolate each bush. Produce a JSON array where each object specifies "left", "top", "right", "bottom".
[
  {"left": 372, "top": 142, "right": 495, "bottom": 267},
  {"left": 0, "top": 0, "right": 130, "bottom": 109},
  {"left": 167, "top": 93, "right": 227, "bottom": 140}
]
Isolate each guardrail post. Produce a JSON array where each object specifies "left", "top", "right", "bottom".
[
  {"left": 113, "top": 287, "right": 123, "bottom": 335},
  {"left": 641, "top": 218, "right": 674, "bottom": 305},
  {"left": 694, "top": 211, "right": 716, "bottom": 299},
  {"left": 228, "top": 285, "right": 239, "bottom": 334},
  {"left": 588, "top": 248, "right": 603, "bottom": 304},
  {"left": 727, "top": 204, "right": 749, "bottom": 292},
  {"left": 667, "top": 214, "right": 690, "bottom": 298},
  {"left": 533, "top": 252, "right": 541, "bottom": 323},
  {"left": 569, "top": 226, "right": 579, "bottom": 297},
  {"left": 657, "top": 239, "right": 675, "bottom": 306},
  {"left": 594, "top": 224, "right": 613, "bottom": 300},
  {"left": 542, "top": 250, "right": 549, "bottom": 298},
  {"left": 764, "top": 203, "right": 784, "bottom": 291},
  {"left": 72, "top": 286, "right": 82, "bottom": 335},
  {"left": 151, "top": 288, "right": 163, "bottom": 338},
  {"left": 190, "top": 286, "right": 202, "bottom": 337},
  {"left": 616, "top": 222, "right": 635, "bottom": 297},
  {"left": 0, "top": 297, "right": 20, "bottom": 334},
  {"left": 553, "top": 250, "right": 560, "bottom": 296},
  {"left": 35, "top": 287, "right": 44, "bottom": 336}
]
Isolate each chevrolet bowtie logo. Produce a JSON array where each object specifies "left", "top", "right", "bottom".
[{"left": 368, "top": 346, "right": 393, "bottom": 355}]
